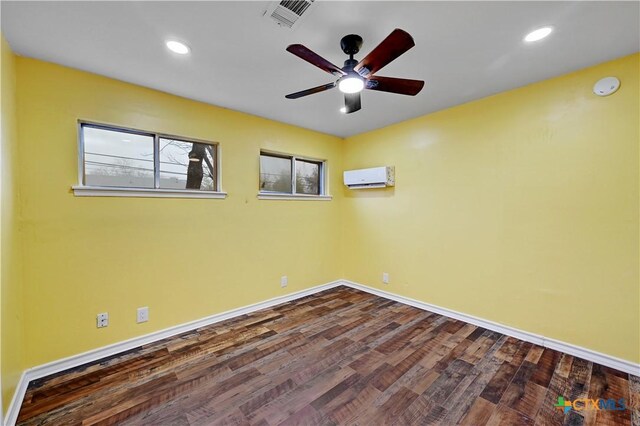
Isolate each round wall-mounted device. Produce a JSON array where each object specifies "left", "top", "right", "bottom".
[{"left": 593, "top": 77, "right": 620, "bottom": 97}]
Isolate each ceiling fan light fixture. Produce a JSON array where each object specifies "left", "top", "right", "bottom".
[
  {"left": 285, "top": 29, "right": 423, "bottom": 113},
  {"left": 338, "top": 75, "right": 365, "bottom": 94}
]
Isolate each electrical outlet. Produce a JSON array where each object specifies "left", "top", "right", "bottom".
[
  {"left": 137, "top": 307, "right": 149, "bottom": 323},
  {"left": 280, "top": 276, "right": 288, "bottom": 288},
  {"left": 382, "top": 272, "right": 390, "bottom": 284},
  {"left": 96, "top": 312, "right": 109, "bottom": 328}
]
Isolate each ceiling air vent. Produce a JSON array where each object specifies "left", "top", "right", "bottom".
[{"left": 264, "top": 0, "right": 316, "bottom": 29}]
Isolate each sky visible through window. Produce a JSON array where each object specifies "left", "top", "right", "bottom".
[
  {"left": 84, "top": 127, "right": 154, "bottom": 188},
  {"left": 260, "top": 153, "right": 320, "bottom": 195},
  {"left": 83, "top": 126, "right": 214, "bottom": 190},
  {"left": 260, "top": 155, "right": 292, "bottom": 193}
]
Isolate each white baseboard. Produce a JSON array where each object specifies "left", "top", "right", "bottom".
[
  {"left": 3, "top": 280, "right": 342, "bottom": 426},
  {"left": 3, "top": 372, "right": 27, "bottom": 426},
  {"left": 339, "top": 279, "right": 640, "bottom": 376},
  {"left": 5, "top": 278, "right": 639, "bottom": 425}
]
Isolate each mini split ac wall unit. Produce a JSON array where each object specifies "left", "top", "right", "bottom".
[{"left": 343, "top": 166, "right": 395, "bottom": 189}]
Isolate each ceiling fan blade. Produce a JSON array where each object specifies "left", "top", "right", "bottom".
[
  {"left": 354, "top": 29, "right": 415, "bottom": 78},
  {"left": 344, "top": 92, "right": 361, "bottom": 114},
  {"left": 285, "top": 82, "right": 337, "bottom": 99},
  {"left": 286, "top": 44, "right": 346, "bottom": 77},
  {"left": 366, "top": 76, "right": 424, "bottom": 96}
]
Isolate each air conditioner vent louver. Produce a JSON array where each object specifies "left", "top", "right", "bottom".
[
  {"left": 265, "top": 0, "right": 315, "bottom": 29},
  {"left": 280, "top": 0, "right": 313, "bottom": 15}
]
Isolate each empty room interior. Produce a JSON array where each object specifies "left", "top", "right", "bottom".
[{"left": 0, "top": 1, "right": 639, "bottom": 425}]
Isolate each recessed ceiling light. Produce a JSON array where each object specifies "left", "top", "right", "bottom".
[
  {"left": 340, "top": 107, "right": 347, "bottom": 113},
  {"left": 166, "top": 40, "right": 190, "bottom": 55},
  {"left": 524, "top": 27, "right": 553, "bottom": 43}
]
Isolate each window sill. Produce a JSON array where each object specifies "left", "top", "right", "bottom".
[
  {"left": 257, "top": 193, "right": 332, "bottom": 201},
  {"left": 72, "top": 185, "right": 227, "bottom": 199}
]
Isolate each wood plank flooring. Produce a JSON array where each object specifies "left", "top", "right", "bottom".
[{"left": 17, "top": 287, "right": 639, "bottom": 425}]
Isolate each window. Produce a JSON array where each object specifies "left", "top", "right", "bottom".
[
  {"left": 83, "top": 126, "right": 155, "bottom": 189},
  {"left": 159, "top": 138, "right": 216, "bottom": 191},
  {"left": 74, "top": 122, "right": 224, "bottom": 198},
  {"left": 260, "top": 154, "right": 293, "bottom": 193},
  {"left": 259, "top": 151, "right": 329, "bottom": 200},
  {"left": 295, "top": 158, "right": 321, "bottom": 195}
]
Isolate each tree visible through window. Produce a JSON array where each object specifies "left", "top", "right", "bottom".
[
  {"left": 159, "top": 138, "right": 215, "bottom": 191},
  {"left": 80, "top": 123, "right": 218, "bottom": 192},
  {"left": 259, "top": 151, "right": 323, "bottom": 195},
  {"left": 295, "top": 159, "right": 320, "bottom": 195}
]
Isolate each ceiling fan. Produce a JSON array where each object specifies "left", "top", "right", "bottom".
[{"left": 285, "top": 28, "right": 424, "bottom": 114}]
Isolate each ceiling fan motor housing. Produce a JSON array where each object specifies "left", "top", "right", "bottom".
[{"left": 343, "top": 58, "right": 358, "bottom": 72}]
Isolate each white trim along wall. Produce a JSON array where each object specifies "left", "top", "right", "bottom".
[{"left": 5, "top": 280, "right": 640, "bottom": 426}]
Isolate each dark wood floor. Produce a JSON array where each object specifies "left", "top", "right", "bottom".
[{"left": 17, "top": 287, "right": 639, "bottom": 425}]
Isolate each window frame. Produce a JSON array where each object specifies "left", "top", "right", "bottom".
[
  {"left": 73, "top": 120, "right": 226, "bottom": 199},
  {"left": 258, "top": 150, "right": 331, "bottom": 201}
]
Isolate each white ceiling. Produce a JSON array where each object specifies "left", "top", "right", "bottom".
[{"left": 2, "top": 1, "right": 638, "bottom": 137}]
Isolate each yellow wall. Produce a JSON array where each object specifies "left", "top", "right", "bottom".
[
  {"left": 15, "top": 58, "right": 344, "bottom": 368},
  {"left": 1, "top": 36, "right": 24, "bottom": 412},
  {"left": 342, "top": 53, "right": 639, "bottom": 363},
  {"left": 1, "top": 46, "right": 638, "bottom": 415}
]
